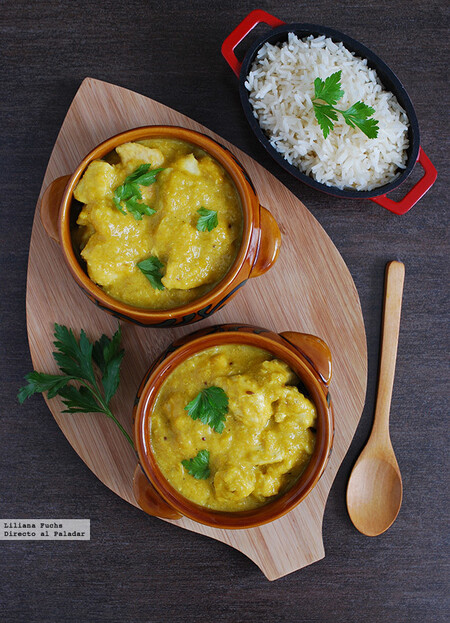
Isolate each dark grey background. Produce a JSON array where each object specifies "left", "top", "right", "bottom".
[{"left": 1, "top": 1, "right": 448, "bottom": 621}]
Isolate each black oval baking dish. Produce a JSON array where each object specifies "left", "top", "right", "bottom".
[{"left": 222, "top": 9, "right": 437, "bottom": 214}]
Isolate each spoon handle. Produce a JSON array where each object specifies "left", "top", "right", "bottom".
[{"left": 372, "top": 261, "right": 405, "bottom": 439}]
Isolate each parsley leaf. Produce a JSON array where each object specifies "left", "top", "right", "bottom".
[
  {"left": 17, "top": 372, "right": 75, "bottom": 402},
  {"left": 312, "top": 70, "right": 379, "bottom": 139},
  {"left": 196, "top": 207, "right": 218, "bottom": 232},
  {"left": 341, "top": 101, "right": 379, "bottom": 138},
  {"left": 18, "top": 324, "right": 133, "bottom": 448},
  {"left": 311, "top": 103, "right": 338, "bottom": 139},
  {"left": 125, "top": 164, "right": 164, "bottom": 185},
  {"left": 181, "top": 450, "right": 210, "bottom": 479},
  {"left": 52, "top": 324, "right": 96, "bottom": 386},
  {"left": 314, "top": 71, "right": 345, "bottom": 106},
  {"left": 92, "top": 325, "right": 125, "bottom": 405},
  {"left": 137, "top": 256, "right": 165, "bottom": 290},
  {"left": 58, "top": 384, "right": 103, "bottom": 414},
  {"left": 113, "top": 164, "right": 164, "bottom": 220},
  {"left": 113, "top": 182, "right": 134, "bottom": 215},
  {"left": 184, "top": 386, "right": 228, "bottom": 433},
  {"left": 125, "top": 196, "right": 156, "bottom": 220}
]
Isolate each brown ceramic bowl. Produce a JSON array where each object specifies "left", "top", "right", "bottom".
[
  {"left": 133, "top": 323, "right": 334, "bottom": 529},
  {"left": 40, "top": 126, "right": 281, "bottom": 327}
]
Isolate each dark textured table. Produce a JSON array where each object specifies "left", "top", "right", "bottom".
[{"left": 1, "top": 1, "right": 448, "bottom": 621}]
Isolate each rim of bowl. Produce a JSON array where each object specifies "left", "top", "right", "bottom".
[
  {"left": 134, "top": 329, "right": 333, "bottom": 529},
  {"left": 58, "top": 125, "right": 259, "bottom": 322},
  {"left": 239, "top": 23, "right": 420, "bottom": 199}
]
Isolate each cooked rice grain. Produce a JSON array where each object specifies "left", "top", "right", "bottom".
[{"left": 245, "top": 34, "right": 409, "bottom": 191}]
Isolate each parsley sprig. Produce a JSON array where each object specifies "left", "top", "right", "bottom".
[
  {"left": 113, "top": 164, "right": 164, "bottom": 220},
  {"left": 184, "top": 386, "right": 228, "bottom": 433},
  {"left": 18, "top": 324, "right": 134, "bottom": 448},
  {"left": 137, "top": 256, "right": 165, "bottom": 290},
  {"left": 181, "top": 449, "right": 210, "bottom": 480},
  {"left": 312, "top": 71, "right": 379, "bottom": 139},
  {"left": 196, "top": 207, "right": 218, "bottom": 232}
]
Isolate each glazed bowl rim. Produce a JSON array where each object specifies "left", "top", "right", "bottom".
[
  {"left": 58, "top": 125, "right": 259, "bottom": 322},
  {"left": 134, "top": 327, "right": 333, "bottom": 529},
  {"left": 238, "top": 22, "right": 420, "bottom": 199}
]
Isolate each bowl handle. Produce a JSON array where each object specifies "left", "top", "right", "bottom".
[
  {"left": 40, "top": 175, "right": 71, "bottom": 243},
  {"left": 280, "top": 332, "right": 332, "bottom": 386},
  {"left": 133, "top": 464, "right": 182, "bottom": 520},
  {"left": 370, "top": 147, "right": 437, "bottom": 215},
  {"left": 250, "top": 205, "right": 281, "bottom": 278},
  {"left": 221, "top": 9, "right": 285, "bottom": 77}
]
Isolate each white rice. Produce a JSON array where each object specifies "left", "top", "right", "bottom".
[{"left": 245, "top": 34, "right": 410, "bottom": 191}]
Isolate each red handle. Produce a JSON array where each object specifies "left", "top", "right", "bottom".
[
  {"left": 221, "top": 9, "right": 285, "bottom": 77},
  {"left": 370, "top": 147, "right": 437, "bottom": 215}
]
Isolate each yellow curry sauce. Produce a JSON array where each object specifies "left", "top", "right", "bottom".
[
  {"left": 73, "top": 139, "right": 242, "bottom": 309},
  {"left": 150, "top": 345, "right": 317, "bottom": 511}
]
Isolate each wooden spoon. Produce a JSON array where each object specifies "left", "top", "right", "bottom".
[{"left": 346, "top": 261, "right": 405, "bottom": 536}]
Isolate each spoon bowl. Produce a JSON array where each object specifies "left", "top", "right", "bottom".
[
  {"left": 347, "top": 449, "right": 403, "bottom": 536},
  {"left": 346, "top": 261, "right": 405, "bottom": 536}
]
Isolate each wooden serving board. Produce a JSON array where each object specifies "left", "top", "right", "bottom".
[{"left": 26, "top": 78, "right": 367, "bottom": 580}]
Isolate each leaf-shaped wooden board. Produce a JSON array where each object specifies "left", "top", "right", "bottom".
[{"left": 26, "top": 78, "right": 367, "bottom": 580}]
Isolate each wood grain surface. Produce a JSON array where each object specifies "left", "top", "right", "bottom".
[
  {"left": 27, "top": 77, "right": 366, "bottom": 580},
  {"left": 2, "top": 1, "right": 448, "bottom": 621}
]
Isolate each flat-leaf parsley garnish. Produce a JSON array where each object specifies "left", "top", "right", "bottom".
[
  {"left": 18, "top": 324, "right": 134, "bottom": 448},
  {"left": 181, "top": 449, "right": 210, "bottom": 479},
  {"left": 196, "top": 207, "right": 218, "bottom": 232},
  {"left": 137, "top": 256, "right": 165, "bottom": 290},
  {"left": 113, "top": 164, "right": 164, "bottom": 220},
  {"left": 184, "top": 386, "right": 228, "bottom": 433},
  {"left": 312, "top": 70, "right": 379, "bottom": 139}
]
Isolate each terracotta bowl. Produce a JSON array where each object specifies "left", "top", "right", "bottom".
[
  {"left": 40, "top": 126, "right": 281, "bottom": 327},
  {"left": 133, "top": 323, "right": 334, "bottom": 529}
]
